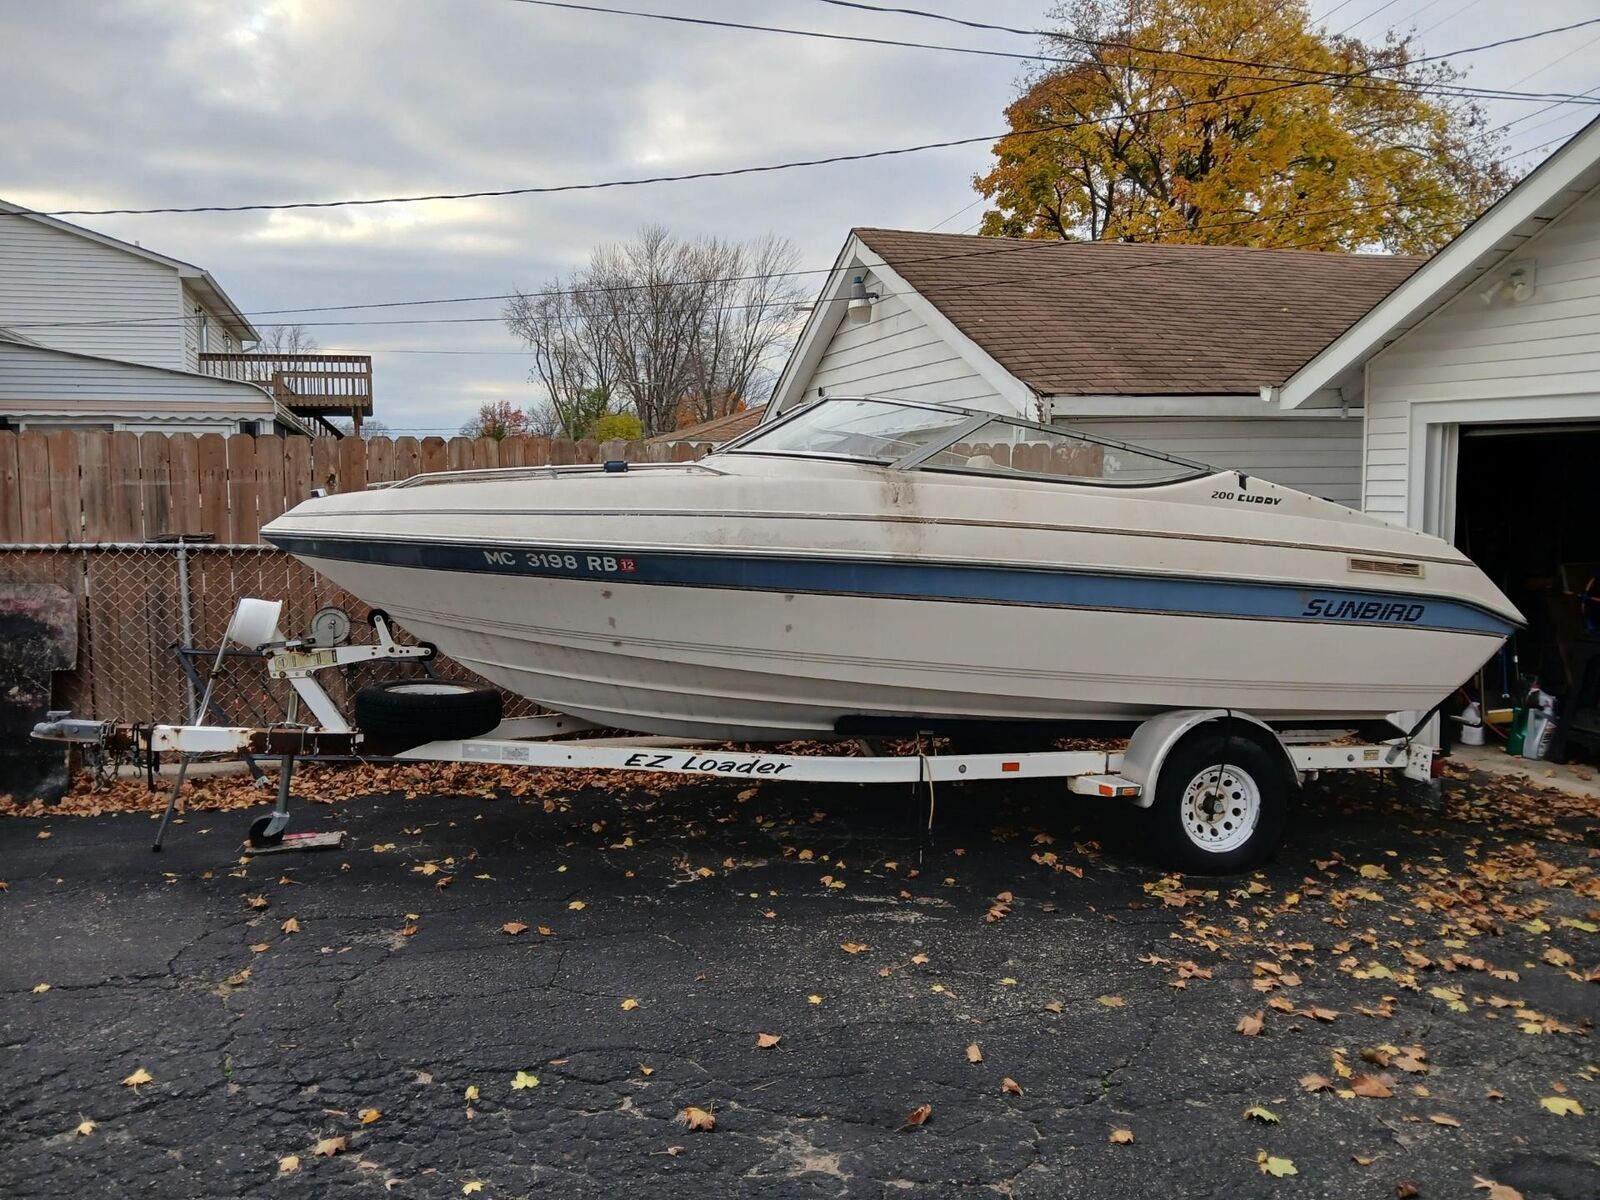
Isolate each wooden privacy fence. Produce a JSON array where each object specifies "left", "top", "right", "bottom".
[{"left": 0, "top": 430, "right": 708, "bottom": 546}]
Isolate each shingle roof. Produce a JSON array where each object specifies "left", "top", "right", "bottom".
[
  {"left": 853, "top": 228, "right": 1426, "bottom": 396},
  {"left": 649, "top": 404, "right": 769, "bottom": 444}
]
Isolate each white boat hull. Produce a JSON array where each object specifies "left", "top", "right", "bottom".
[{"left": 265, "top": 453, "right": 1520, "bottom": 742}]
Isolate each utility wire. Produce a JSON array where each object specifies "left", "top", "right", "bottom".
[{"left": 0, "top": 195, "right": 1456, "bottom": 333}]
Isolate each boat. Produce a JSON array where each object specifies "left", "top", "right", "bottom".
[{"left": 261, "top": 397, "right": 1522, "bottom": 742}]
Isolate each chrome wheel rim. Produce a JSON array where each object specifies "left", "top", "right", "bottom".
[{"left": 1180, "top": 765, "right": 1261, "bottom": 853}]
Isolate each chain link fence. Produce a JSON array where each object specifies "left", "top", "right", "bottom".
[{"left": 0, "top": 544, "right": 537, "bottom": 726}]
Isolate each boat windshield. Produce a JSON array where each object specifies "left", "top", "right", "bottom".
[{"left": 724, "top": 398, "right": 1211, "bottom": 486}]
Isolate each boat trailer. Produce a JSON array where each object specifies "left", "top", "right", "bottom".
[{"left": 32, "top": 598, "right": 1441, "bottom": 872}]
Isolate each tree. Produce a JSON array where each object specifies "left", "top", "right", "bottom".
[
  {"left": 974, "top": 0, "right": 1509, "bottom": 253},
  {"left": 504, "top": 228, "right": 805, "bottom": 437},
  {"left": 252, "top": 324, "right": 320, "bottom": 355},
  {"left": 590, "top": 411, "right": 643, "bottom": 441},
  {"left": 326, "top": 418, "right": 391, "bottom": 439},
  {"left": 460, "top": 401, "right": 529, "bottom": 440}
]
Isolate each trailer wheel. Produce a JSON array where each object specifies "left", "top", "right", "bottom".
[
  {"left": 353, "top": 680, "right": 503, "bottom": 751},
  {"left": 1147, "top": 732, "right": 1290, "bottom": 874}
]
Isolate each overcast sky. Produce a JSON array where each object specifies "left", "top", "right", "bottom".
[{"left": 2, "top": 0, "right": 1597, "bottom": 434}]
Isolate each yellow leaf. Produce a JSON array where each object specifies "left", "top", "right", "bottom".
[
  {"left": 621, "top": 998, "right": 640, "bottom": 1011},
  {"left": 510, "top": 1071, "right": 540, "bottom": 1090},
  {"left": 756, "top": 1032, "right": 781, "bottom": 1048},
  {"left": 1243, "top": 1106, "right": 1279, "bottom": 1123},
  {"left": 281, "top": 917, "right": 301, "bottom": 934},
  {"left": 74, "top": 1120, "right": 96, "bottom": 1136},
  {"left": 537, "top": 926, "right": 553, "bottom": 936},
  {"left": 1358, "top": 863, "right": 1389, "bottom": 880},
  {"left": 121, "top": 1068, "right": 153, "bottom": 1088},
  {"left": 681, "top": 1105, "right": 716, "bottom": 1131},
  {"left": 464, "top": 1085, "right": 480, "bottom": 1101},
  {"left": 966, "top": 1043, "right": 983, "bottom": 1063},
  {"left": 278, "top": 1155, "right": 300, "bottom": 1174},
  {"left": 462, "top": 1182, "right": 483, "bottom": 1195},
  {"left": 567, "top": 900, "right": 586, "bottom": 911},
  {"left": 1540, "top": 1096, "right": 1584, "bottom": 1116},
  {"left": 500, "top": 922, "right": 528, "bottom": 936},
  {"left": 807, "top": 994, "right": 823, "bottom": 1005},
  {"left": 360, "top": 1108, "right": 381, "bottom": 1125},
  {"left": 1096, "top": 995, "right": 1125, "bottom": 1008},
  {"left": 1109, "top": 1127, "right": 1134, "bottom": 1144},
  {"left": 31, "top": 983, "right": 49, "bottom": 993},
  {"left": 1257, "top": 1152, "right": 1298, "bottom": 1178},
  {"left": 639, "top": 1064, "right": 654, "bottom": 1076},
  {"left": 840, "top": 941, "right": 869, "bottom": 954},
  {"left": 312, "top": 1136, "right": 346, "bottom": 1157}
]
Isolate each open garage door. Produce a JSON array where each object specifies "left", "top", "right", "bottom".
[{"left": 1455, "top": 423, "right": 1600, "bottom": 758}]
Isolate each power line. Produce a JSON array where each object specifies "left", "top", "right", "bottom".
[{"left": 1, "top": 194, "right": 1461, "bottom": 334}]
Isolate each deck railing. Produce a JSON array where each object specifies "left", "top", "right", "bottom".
[{"left": 199, "top": 352, "right": 374, "bottom": 416}]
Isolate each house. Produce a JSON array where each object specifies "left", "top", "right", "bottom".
[
  {"left": 1271, "top": 112, "right": 1600, "bottom": 733},
  {"left": 0, "top": 200, "right": 373, "bottom": 436},
  {"left": 647, "top": 403, "right": 769, "bottom": 447},
  {"left": 768, "top": 228, "right": 1424, "bottom": 506}
]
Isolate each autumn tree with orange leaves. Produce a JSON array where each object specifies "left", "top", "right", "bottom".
[{"left": 975, "top": 0, "right": 1510, "bottom": 252}]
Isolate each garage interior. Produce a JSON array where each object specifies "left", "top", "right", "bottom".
[{"left": 1454, "top": 423, "right": 1600, "bottom": 761}]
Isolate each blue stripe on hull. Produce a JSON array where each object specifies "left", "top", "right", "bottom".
[{"left": 266, "top": 534, "right": 1516, "bottom": 638}]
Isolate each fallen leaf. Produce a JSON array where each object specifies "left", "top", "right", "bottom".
[
  {"left": 121, "top": 1068, "right": 153, "bottom": 1089},
  {"left": 462, "top": 1183, "right": 483, "bottom": 1195},
  {"left": 904, "top": 1103, "right": 932, "bottom": 1129},
  {"left": 278, "top": 1155, "right": 300, "bottom": 1174},
  {"left": 1243, "top": 1106, "right": 1279, "bottom": 1124},
  {"left": 281, "top": 917, "right": 301, "bottom": 934},
  {"left": 840, "top": 942, "right": 869, "bottom": 954},
  {"left": 31, "top": 983, "right": 49, "bottom": 993},
  {"left": 37, "top": 830, "right": 51, "bottom": 839},
  {"left": 567, "top": 900, "right": 586, "bottom": 911},
  {"left": 74, "top": 1120, "right": 95, "bottom": 1136},
  {"left": 249, "top": 943, "right": 270, "bottom": 953},
  {"left": 621, "top": 998, "right": 639, "bottom": 1011},
  {"left": 1258, "top": 1152, "right": 1298, "bottom": 1178},
  {"left": 756, "top": 1033, "right": 781, "bottom": 1049},
  {"left": 966, "top": 1043, "right": 983, "bottom": 1064},
  {"left": 1042, "top": 999, "right": 1064, "bottom": 1014},
  {"left": 1351, "top": 1074, "right": 1394, "bottom": 1099},
  {"left": 1396, "top": 1183, "right": 1420, "bottom": 1198},
  {"left": 807, "top": 994, "right": 823, "bottom": 1005},
  {"left": 360, "top": 1108, "right": 381, "bottom": 1125},
  {"left": 464, "top": 1085, "right": 480, "bottom": 1101},
  {"left": 312, "top": 1136, "right": 347, "bottom": 1157},
  {"left": 1237, "top": 1011, "right": 1265, "bottom": 1036},
  {"left": 1542, "top": 947, "right": 1575, "bottom": 969},
  {"left": 501, "top": 922, "right": 528, "bottom": 936},
  {"left": 910, "top": 953, "right": 929, "bottom": 965},
  {"left": 511, "top": 1071, "right": 540, "bottom": 1090},
  {"left": 681, "top": 1105, "right": 716, "bottom": 1131},
  {"left": 1429, "top": 1113, "right": 1460, "bottom": 1127},
  {"left": 1097, "top": 994, "right": 1125, "bottom": 1008},
  {"left": 1109, "top": 1127, "right": 1134, "bottom": 1145},
  {"left": 1473, "top": 1176, "right": 1525, "bottom": 1200},
  {"left": 639, "top": 1064, "right": 654, "bottom": 1076},
  {"left": 1300, "top": 1072, "right": 1334, "bottom": 1092},
  {"left": 1002, "top": 1077, "right": 1023, "bottom": 1096},
  {"left": 1540, "top": 1096, "right": 1584, "bottom": 1116},
  {"left": 246, "top": 895, "right": 269, "bottom": 910}
]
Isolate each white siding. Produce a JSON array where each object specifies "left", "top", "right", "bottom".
[
  {"left": 805, "top": 272, "right": 1004, "bottom": 408},
  {"left": 0, "top": 339, "right": 275, "bottom": 430},
  {"left": 0, "top": 216, "right": 186, "bottom": 369},
  {"left": 1058, "top": 416, "right": 1364, "bottom": 506},
  {"left": 1364, "top": 185, "right": 1600, "bottom": 520}
]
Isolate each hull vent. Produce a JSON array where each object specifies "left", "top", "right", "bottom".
[{"left": 1348, "top": 556, "right": 1424, "bottom": 578}]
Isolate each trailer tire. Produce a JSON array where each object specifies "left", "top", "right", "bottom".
[
  {"left": 353, "top": 680, "right": 503, "bottom": 752},
  {"left": 1147, "top": 730, "right": 1290, "bottom": 874}
]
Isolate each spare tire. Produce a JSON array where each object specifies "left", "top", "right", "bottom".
[{"left": 354, "top": 680, "right": 503, "bottom": 753}]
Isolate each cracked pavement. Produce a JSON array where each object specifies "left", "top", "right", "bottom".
[{"left": 2, "top": 761, "right": 1598, "bottom": 1198}]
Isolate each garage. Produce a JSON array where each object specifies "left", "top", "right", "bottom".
[{"left": 1270, "top": 112, "right": 1600, "bottom": 762}]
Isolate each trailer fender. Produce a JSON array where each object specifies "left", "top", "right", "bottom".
[{"left": 1121, "top": 709, "right": 1291, "bottom": 809}]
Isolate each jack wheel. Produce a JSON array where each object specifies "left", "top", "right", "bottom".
[{"left": 248, "top": 815, "right": 287, "bottom": 849}]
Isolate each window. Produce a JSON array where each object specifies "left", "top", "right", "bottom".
[
  {"left": 916, "top": 419, "right": 1204, "bottom": 485},
  {"left": 729, "top": 398, "right": 972, "bottom": 464}
]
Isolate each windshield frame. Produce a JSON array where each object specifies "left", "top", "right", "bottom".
[{"left": 716, "top": 395, "right": 1215, "bottom": 487}]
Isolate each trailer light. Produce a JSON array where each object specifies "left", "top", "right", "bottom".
[{"left": 1002, "top": 761, "right": 1020, "bottom": 773}]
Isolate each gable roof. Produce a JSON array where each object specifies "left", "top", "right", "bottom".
[
  {"left": 648, "top": 404, "right": 768, "bottom": 444},
  {"left": 1274, "top": 112, "right": 1600, "bottom": 409},
  {"left": 851, "top": 228, "right": 1424, "bottom": 397},
  {"left": 0, "top": 198, "right": 259, "bottom": 342}
]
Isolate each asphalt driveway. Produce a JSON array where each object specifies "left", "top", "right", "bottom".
[{"left": 2, "top": 758, "right": 1597, "bottom": 1198}]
